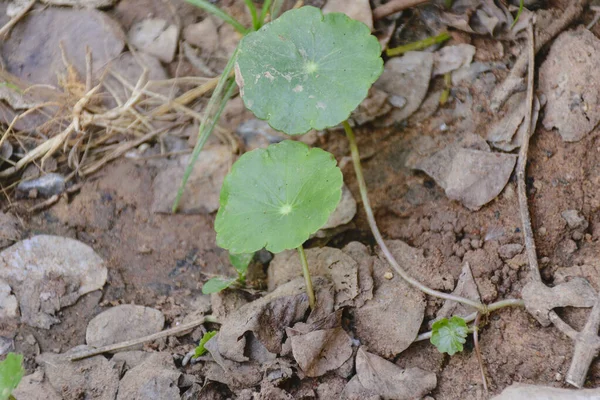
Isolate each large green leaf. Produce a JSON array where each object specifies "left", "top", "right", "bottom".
[
  {"left": 0, "top": 353, "right": 24, "bottom": 400},
  {"left": 430, "top": 316, "right": 469, "bottom": 356},
  {"left": 235, "top": 6, "right": 383, "bottom": 135},
  {"left": 215, "top": 140, "right": 343, "bottom": 253}
]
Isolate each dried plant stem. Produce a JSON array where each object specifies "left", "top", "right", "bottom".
[
  {"left": 343, "top": 120, "right": 484, "bottom": 311},
  {"left": 473, "top": 313, "right": 489, "bottom": 394},
  {"left": 68, "top": 315, "right": 219, "bottom": 361},
  {"left": 0, "top": 0, "right": 35, "bottom": 37},
  {"left": 297, "top": 245, "right": 315, "bottom": 309},
  {"left": 373, "top": 0, "right": 428, "bottom": 20}
]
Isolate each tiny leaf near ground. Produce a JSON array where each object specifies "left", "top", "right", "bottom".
[
  {"left": 215, "top": 140, "right": 343, "bottom": 254},
  {"left": 430, "top": 316, "right": 468, "bottom": 355},
  {"left": 235, "top": 6, "right": 384, "bottom": 134},
  {"left": 202, "top": 277, "right": 237, "bottom": 294},
  {"left": 229, "top": 252, "right": 254, "bottom": 278},
  {"left": 0, "top": 353, "right": 24, "bottom": 400},
  {"left": 193, "top": 331, "right": 218, "bottom": 358}
]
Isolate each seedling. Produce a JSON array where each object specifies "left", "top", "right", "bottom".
[
  {"left": 193, "top": 330, "right": 218, "bottom": 358},
  {"left": 430, "top": 316, "right": 469, "bottom": 355},
  {"left": 0, "top": 353, "right": 24, "bottom": 400},
  {"left": 213, "top": 6, "right": 383, "bottom": 307},
  {"left": 215, "top": 140, "right": 343, "bottom": 307},
  {"left": 202, "top": 252, "right": 254, "bottom": 294}
]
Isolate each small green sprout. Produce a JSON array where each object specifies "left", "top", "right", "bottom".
[
  {"left": 430, "top": 316, "right": 469, "bottom": 355},
  {"left": 202, "top": 252, "right": 254, "bottom": 294},
  {"left": 193, "top": 331, "right": 218, "bottom": 358},
  {"left": 0, "top": 353, "right": 24, "bottom": 400}
]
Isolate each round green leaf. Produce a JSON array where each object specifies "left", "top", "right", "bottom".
[
  {"left": 235, "top": 6, "right": 383, "bottom": 135},
  {"left": 215, "top": 140, "right": 343, "bottom": 254},
  {"left": 202, "top": 277, "right": 237, "bottom": 294},
  {"left": 430, "top": 316, "right": 469, "bottom": 356}
]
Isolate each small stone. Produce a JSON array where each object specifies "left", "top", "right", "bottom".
[
  {"left": 0, "top": 280, "right": 18, "bottom": 318},
  {"left": 561, "top": 209, "right": 588, "bottom": 230},
  {"left": 498, "top": 243, "right": 524, "bottom": 260},
  {"left": 16, "top": 173, "right": 65, "bottom": 198},
  {"left": 183, "top": 18, "right": 219, "bottom": 54},
  {"left": 86, "top": 305, "right": 165, "bottom": 348},
  {"left": 538, "top": 227, "right": 547, "bottom": 235},
  {"left": 128, "top": 19, "right": 178, "bottom": 63},
  {"left": 383, "top": 271, "right": 393, "bottom": 280},
  {"left": 572, "top": 231, "right": 583, "bottom": 241}
]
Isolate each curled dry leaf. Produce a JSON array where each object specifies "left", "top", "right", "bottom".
[
  {"left": 217, "top": 277, "right": 332, "bottom": 362},
  {"left": 203, "top": 336, "right": 263, "bottom": 389},
  {"left": 268, "top": 247, "right": 360, "bottom": 308},
  {"left": 487, "top": 92, "right": 542, "bottom": 151},
  {"left": 521, "top": 279, "right": 597, "bottom": 327},
  {"left": 375, "top": 52, "right": 433, "bottom": 124},
  {"left": 287, "top": 311, "right": 353, "bottom": 377},
  {"left": 539, "top": 28, "right": 600, "bottom": 142},
  {"left": 354, "top": 348, "right": 437, "bottom": 400}
]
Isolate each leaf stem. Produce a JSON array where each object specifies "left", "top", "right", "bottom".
[
  {"left": 186, "top": 0, "right": 250, "bottom": 35},
  {"left": 386, "top": 32, "right": 451, "bottom": 57},
  {"left": 343, "top": 120, "right": 486, "bottom": 311},
  {"left": 297, "top": 245, "right": 315, "bottom": 309}
]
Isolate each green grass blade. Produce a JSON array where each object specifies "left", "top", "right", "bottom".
[
  {"left": 510, "top": 0, "right": 525, "bottom": 29},
  {"left": 244, "top": 0, "right": 260, "bottom": 31},
  {"left": 259, "top": 0, "right": 272, "bottom": 25},
  {"left": 172, "top": 48, "right": 239, "bottom": 213},
  {"left": 185, "top": 0, "right": 250, "bottom": 35},
  {"left": 386, "top": 32, "right": 451, "bottom": 57}
]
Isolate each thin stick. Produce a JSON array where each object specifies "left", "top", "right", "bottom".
[
  {"left": 68, "top": 315, "right": 219, "bottom": 361},
  {"left": 373, "top": 0, "right": 428, "bottom": 20},
  {"left": 0, "top": 0, "right": 36, "bottom": 37},
  {"left": 343, "top": 120, "right": 485, "bottom": 311},
  {"left": 516, "top": 23, "right": 540, "bottom": 282},
  {"left": 473, "top": 313, "right": 489, "bottom": 394},
  {"left": 297, "top": 245, "right": 315, "bottom": 309}
]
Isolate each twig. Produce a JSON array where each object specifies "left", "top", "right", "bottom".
[
  {"left": 516, "top": 23, "right": 540, "bottom": 282},
  {"left": 373, "top": 0, "right": 428, "bottom": 20},
  {"left": 515, "top": 21, "right": 600, "bottom": 389},
  {"left": 473, "top": 313, "right": 489, "bottom": 394},
  {"left": 68, "top": 315, "right": 219, "bottom": 361},
  {"left": 0, "top": 0, "right": 36, "bottom": 38},
  {"left": 491, "top": 0, "right": 589, "bottom": 110}
]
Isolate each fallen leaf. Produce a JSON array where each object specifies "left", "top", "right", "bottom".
[
  {"left": 432, "top": 262, "right": 480, "bottom": 326},
  {"left": 217, "top": 277, "right": 332, "bottom": 362},
  {"left": 203, "top": 335, "right": 263, "bottom": 389},
  {"left": 269, "top": 247, "right": 360, "bottom": 308},
  {"left": 355, "top": 348, "right": 437, "bottom": 400},
  {"left": 540, "top": 28, "right": 600, "bottom": 142},
  {"left": 410, "top": 133, "right": 517, "bottom": 210},
  {"left": 353, "top": 256, "right": 425, "bottom": 358},
  {"left": 491, "top": 383, "right": 600, "bottom": 400},
  {"left": 433, "top": 44, "right": 476, "bottom": 76}
]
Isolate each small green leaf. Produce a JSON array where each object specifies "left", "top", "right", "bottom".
[
  {"left": 215, "top": 140, "right": 343, "bottom": 254},
  {"left": 202, "top": 277, "right": 237, "bottom": 294},
  {"left": 235, "top": 6, "right": 383, "bottom": 135},
  {"left": 0, "top": 353, "right": 24, "bottom": 400},
  {"left": 229, "top": 252, "right": 254, "bottom": 277},
  {"left": 193, "top": 331, "right": 218, "bottom": 358},
  {"left": 430, "top": 316, "right": 469, "bottom": 355}
]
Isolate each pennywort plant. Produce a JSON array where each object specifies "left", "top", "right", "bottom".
[{"left": 207, "top": 4, "right": 523, "bottom": 350}]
